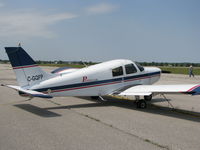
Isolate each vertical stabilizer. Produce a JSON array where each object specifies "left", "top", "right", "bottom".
[{"left": 5, "top": 47, "right": 54, "bottom": 87}]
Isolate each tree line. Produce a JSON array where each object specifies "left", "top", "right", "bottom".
[
  {"left": 1, "top": 59, "right": 200, "bottom": 67},
  {"left": 138, "top": 62, "right": 200, "bottom": 67}
]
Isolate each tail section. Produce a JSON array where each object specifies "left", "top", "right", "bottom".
[{"left": 5, "top": 47, "right": 54, "bottom": 87}]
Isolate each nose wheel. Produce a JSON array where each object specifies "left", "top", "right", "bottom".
[{"left": 136, "top": 100, "right": 147, "bottom": 109}]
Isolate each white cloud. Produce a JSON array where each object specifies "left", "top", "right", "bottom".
[
  {"left": 0, "top": 3, "right": 118, "bottom": 39},
  {"left": 0, "top": 12, "right": 77, "bottom": 38},
  {"left": 86, "top": 3, "right": 119, "bottom": 15}
]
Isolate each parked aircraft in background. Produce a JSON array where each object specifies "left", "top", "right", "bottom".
[{"left": 2, "top": 46, "right": 200, "bottom": 108}]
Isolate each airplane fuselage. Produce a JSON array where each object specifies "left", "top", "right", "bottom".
[{"left": 30, "top": 59, "right": 161, "bottom": 97}]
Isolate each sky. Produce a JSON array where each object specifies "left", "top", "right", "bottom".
[{"left": 0, "top": 0, "right": 200, "bottom": 63}]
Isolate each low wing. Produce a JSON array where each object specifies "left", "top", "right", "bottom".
[
  {"left": 1, "top": 84, "right": 53, "bottom": 98},
  {"left": 116, "top": 84, "right": 200, "bottom": 96}
]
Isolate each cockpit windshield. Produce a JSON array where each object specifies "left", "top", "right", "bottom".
[{"left": 135, "top": 62, "right": 144, "bottom": 72}]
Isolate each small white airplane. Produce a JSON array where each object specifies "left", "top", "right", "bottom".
[{"left": 1, "top": 46, "right": 200, "bottom": 108}]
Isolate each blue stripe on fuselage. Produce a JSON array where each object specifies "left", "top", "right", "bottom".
[
  {"left": 191, "top": 86, "right": 200, "bottom": 95},
  {"left": 34, "top": 71, "right": 160, "bottom": 93}
]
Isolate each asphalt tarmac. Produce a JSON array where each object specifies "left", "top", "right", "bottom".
[{"left": 0, "top": 64, "right": 200, "bottom": 150}]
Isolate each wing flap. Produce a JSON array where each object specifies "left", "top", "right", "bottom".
[
  {"left": 1, "top": 84, "right": 53, "bottom": 98},
  {"left": 118, "top": 84, "right": 200, "bottom": 96}
]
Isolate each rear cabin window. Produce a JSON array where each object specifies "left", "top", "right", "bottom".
[
  {"left": 112, "top": 66, "right": 123, "bottom": 77},
  {"left": 125, "top": 64, "right": 137, "bottom": 74},
  {"left": 135, "top": 62, "right": 144, "bottom": 72}
]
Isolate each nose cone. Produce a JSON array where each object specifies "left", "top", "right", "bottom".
[
  {"left": 145, "top": 67, "right": 161, "bottom": 74},
  {"left": 154, "top": 67, "right": 161, "bottom": 73},
  {"left": 144, "top": 67, "right": 161, "bottom": 84},
  {"left": 153, "top": 67, "right": 161, "bottom": 77}
]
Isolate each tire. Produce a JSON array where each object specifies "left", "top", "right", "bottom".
[
  {"left": 136, "top": 100, "right": 147, "bottom": 109},
  {"left": 144, "top": 95, "right": 152, "bottom": 101}
]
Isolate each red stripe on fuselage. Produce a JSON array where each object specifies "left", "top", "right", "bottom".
[
  {"left": 187, "top": 85, "right": 200, "bottom": 92},
  {"left": 52, "top": 80, "right": 122, "bottom": 93},
  {"left": 49, "top": 73, "right": 160, "bottom": 94}
]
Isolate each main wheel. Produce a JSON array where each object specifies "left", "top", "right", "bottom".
[
  {"left": 144, "top": 95, "right": 152, "bottom": 101},
  {"left": 136, "top": 100, "right": 147, "bottom": 109}
]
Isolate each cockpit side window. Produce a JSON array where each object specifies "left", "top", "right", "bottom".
[
  {"left": 112, "top": 66, "right": 123, "bottom": 77},
  {"left": 135, "top": 62, "right": 144, "bottom": 72},
  {"left": 125, "top": 64, "right": 137, "bottom": 74}
]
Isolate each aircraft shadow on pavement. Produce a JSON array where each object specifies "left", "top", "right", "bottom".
[
  {"left": 46, "top": 102, "right": 111, "bottom": 110},
  {"left": 46, "top": 96, "right": 200, "bottom": 123},
  {"left": 14, "top": 104, "right": 61, "bottom": 118}
]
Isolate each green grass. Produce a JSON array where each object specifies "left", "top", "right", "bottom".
[{"left": 159, "top": 67, "right": 200, "bottom": 75}]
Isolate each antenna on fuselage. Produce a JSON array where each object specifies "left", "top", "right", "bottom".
[{"left": 18, "top": 43, "right": 21, "bottom": 47}]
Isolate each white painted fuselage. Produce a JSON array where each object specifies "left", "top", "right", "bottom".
[{"left": 30, "top": 59, "right": 161, "bottom": 97}]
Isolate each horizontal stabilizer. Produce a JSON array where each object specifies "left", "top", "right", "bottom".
[{"left": 1, "top": 84, "right": 52, "bottom": 99}]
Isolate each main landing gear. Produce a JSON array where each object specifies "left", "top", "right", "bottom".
[
  {"left": 135, "top": 95, "right": 152, "bottom": 109},
  {"left": 90, "top": 95, "right": 152, "bottom": 109},
  {"left": 136, "top": 100, "right": 147, "bottom": 109}
]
